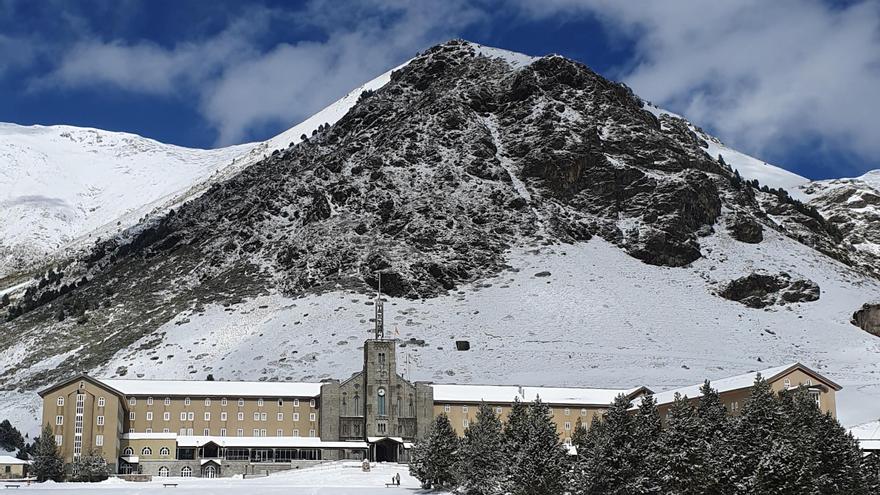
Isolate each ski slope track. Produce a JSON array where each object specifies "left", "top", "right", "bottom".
[{"left": 0, "top": 41, "right": 878, "bottom": 436}]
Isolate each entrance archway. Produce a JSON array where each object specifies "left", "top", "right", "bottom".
[
  {"left": 374, "top": 438, "right": 399, "bottom": 463},
  {"left": 203, "top": 465, "right": 216, "bottom": 478}
]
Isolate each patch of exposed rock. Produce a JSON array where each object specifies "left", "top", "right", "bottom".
[
  {"left": 726, "top": 214, "right": 763, "bottom": 243},
  {"left": 852, "top": 303, "right": 880, "bottom": 336},
  {"left": 719, "top": 272, "right": 820, "bottom": 308}
]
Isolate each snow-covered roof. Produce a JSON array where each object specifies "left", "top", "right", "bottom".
[
  {"left": 174, "top": 436, "right": 366, "bottom": 450},
  {"left": 649, "top": 363, "right": 838, "bottom": 406},
  {"left": 431, "top": 383, "right": 643, "bottom": 406},
  {"left": 0, "top": 456, "right": 28, "bottom": 465},
  {"left": 849, "top": 420, "right": 880, "bottom": 451},
  {"left": 122, "top": 432, "right": 177, "bottom": 440},
  {"left": 99, "top": 379, "right": 322, "bottom": 398}
]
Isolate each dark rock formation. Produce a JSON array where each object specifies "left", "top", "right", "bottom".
[
  {"left": 726, "top": 214, "right": 764, "bottom": 243},
  {"left": 851, "top": 303, "right": 880, "bottom": 336},
  {"left": 719, "top": 272, "right": 820, "bottom": 308}
]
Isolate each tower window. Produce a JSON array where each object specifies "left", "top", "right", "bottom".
[{"left": 377, "top": 389, "right": 386, "bottom": 416}]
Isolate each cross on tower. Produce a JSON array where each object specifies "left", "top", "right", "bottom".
[{"left": 374, "top": 272, "right": 384, "bottom": 340}]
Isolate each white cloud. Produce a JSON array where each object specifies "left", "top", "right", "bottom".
[
  {"left": 37, "top": 0, "right": 485, "bottom": 145},
  {"left": 514, "top": 0, "right": 880, "bottom": 176}
]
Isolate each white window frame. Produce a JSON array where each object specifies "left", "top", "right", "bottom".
[
  {"left": 293, "top": 413, "right": 300, "bottom": 421},
  {"left": 141, "top": 446, "right": 152, "bottom": 456},
  {"left": 276, "top": 429, "right": 283, "bottom": 437},
  {"left": 220, "top": 428, "right": 227, "bottom": 437},
  {"left": 293, "top": 399, "right": 300, "bottom": 407},
  {"left": 96, "top": 416, "right": 105, "bottom": 426},
  {"left": 444, "top": 404, "right": 451, "bottom": 413},
  {"left": 310, "top": 399, "right": 316, "bottom": 408},
  {"left": 184, "top": 397, "right": 191, "bottom": 406},
  {"left": 237, "top": 412, "right": 244, "bottom": 421},
  {"left": 129, "top": 397, "right": 136, "bottom": 406},
  {"left": 95, "top": 434, "right": 103, "bottom": 446},
  {"left": 147, "top": 397, "right": 153, "bottom": 406},
  {"left": 205, "top": 398, "right": 211, "bottom": 407},
  {"left": 293, "top": 429, "right": 300, "bottom": 437},
  {"left": 187, "top": 412, "right": 194, "bottom": 421},
  {"left": 253, "top": 412, "right": 260, "bottom": 421},
  {"left": 238, "top": 398, "right": 244, "bottom": 406},
  {"left": 56, "top": 415, "right": 64, "bottom": 425},
  {"left": 277, "top": 412, "right": 284, "bottom": 421},
  {"left": 463, "top": 419, "right": 469, "bottom": 428},
  {"left": 146, "top": 412, "right": 153, "bottom": 421},
  {"left": 221, "top": 398, "right": 227, "bottom": 406},
  {"left": 308, "top": 429, "right": 315, "bottom": 437},
  {"left": 495, "top": 406, "right": 502, "bottom": 414},
  {"left": 237, "top": 428, "right": 243, "bottom": 437},
  {"left": 163, "top": 412, "right": 170, "bottom": 421},
  {"left": 129, "top": 411, "right": 135, "bottom": 420},
  {"left": 97, "top": 397, "right": 105, "bottom": 407},
  {"left": 204, "top": 412, "right": 211, "bottom": 421},
  {"left": 564, "top": 421, "right": 572, "bottom": 431},
  {"left": 257, "top": 399, "right": 264, "bottom": 407},
  {"left": 55, "top": 435, "right": 63, "bottom": 445},
  {"left": 160, "top": 447, "right": 170, "bottom": 457},
  {"left": 180, "top": 412, "right": 187, "bottom": 421},
  {"left": 57, "top": 397, "right": 64, "bottom": 406},
  {"left": 220, "top": 412, "right": 227, "bottom": 421},
  {"left": 203, "top": 428, "right": 210, "bottom": 436},
  {"left": 164, "top": 397, "right": 171, "bottom": 406},
  {"left": 309, "top": 413, "right": 316, "bottom": 422}
]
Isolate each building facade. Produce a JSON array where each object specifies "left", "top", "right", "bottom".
[{"left": 38, "top": 338, "right": 841, "bottom": 478}]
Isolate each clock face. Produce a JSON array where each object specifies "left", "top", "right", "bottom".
[{"left": 378, "top": 388, "right": 386, "bottom": 397}]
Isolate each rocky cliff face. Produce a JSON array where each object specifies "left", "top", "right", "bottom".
[{"left": 0, "top": 40, "right": 871, "bottom": 391}]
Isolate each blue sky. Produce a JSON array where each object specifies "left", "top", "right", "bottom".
[{"left": 1, "top": 0, "right": 878, "bottom": 180}]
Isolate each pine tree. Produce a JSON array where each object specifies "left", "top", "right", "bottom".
[
  {"left": 655, "top": 394, "right": 703, "bottom": 495},
  {"left": 0, "top": 419, "right": 25, "bottom": 452},
  {"left": 31, "top": 424, "right": 64, "bottom": 482},
  {"left": 863, "top": 452, "right": 880, "bottom": 492},
  {"left": 409, "top": 413, "right": 458, "bottom": 489},
  {"left": 751, "top": 438, "right": 812, "bottom": 494},
  {"left": 456, "top": 403, "right": 504, "bottom": 495},
  {"left": 694, "top": 381, "right": 734, "bottom": 494},
  {"left": 504, "top": 397, "right": 567, "bottom": 495},
  {"left": 575, "top": 394, "right": 636, "bottom": 495},
  {"left": 70, "top": 450, "right": 110, "bottom": 482},
  {"left": 730, "top": 374, "right": 779, "bottom": 492},
  {"left": 629, "top": 394, "right": 662, "bottom": 494}
]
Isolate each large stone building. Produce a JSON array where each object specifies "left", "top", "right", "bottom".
[{"left": 38, "top": 303, "right": 842, "bottom": 479}]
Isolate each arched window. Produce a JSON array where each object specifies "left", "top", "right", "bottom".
[
  {"left": 377, "top": 388, "right": 386, "bottom": 416},
  {"left": 158, "top": 466, "right": 169, "bottom": 477},
  {"left": 353, "top": 394, "right": 360, "bottom": 416},
  {"left": 159, "top": 447, "right": 170, "bottom": 457},
  {"left": 181, "top": 466, "right": 192, "bottom": 477},
  {"left": 141, "top": 447, "right": 152, "bottom": 456},
  {"left": 123, "top": 447, "right": 134, "bottom": 456}
]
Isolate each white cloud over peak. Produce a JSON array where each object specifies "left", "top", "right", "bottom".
[{"left": 517, "top": 0, "right": 880, "bottom": 176}]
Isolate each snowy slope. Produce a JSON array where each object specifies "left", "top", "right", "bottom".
[
  {"left": 0, "top": 64, "right": 413, "bottom": 282},
  {"left": 643, "top": 103, "right": 810, "bottom": 199},
  {"left": 5, "top": 221, "right": 874, "bottom": 437},
  {"left": 0, "top": 124, "right": 251, "bottom": 277}
]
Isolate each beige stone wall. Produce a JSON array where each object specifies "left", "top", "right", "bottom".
[
  {"left": 118, "top": 437, "right": 178, "bottom": 461},
  {"left": 125, "top": 395, "right": 320, "bottom": 438},
  {"left": 0, "top": 463, "right": 26, "bottom": 479},
  {"left": 656, "top": 368, "right": 838, "bottom": 419},
  {"left": 41, "top": 378, "right": 123, "bottom": 466},
  {"left": 433, "top": 402, "right": 605, "bottom": 443}
]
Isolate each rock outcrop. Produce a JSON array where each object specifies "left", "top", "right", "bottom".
[
  {"left": 852, "top": 303, "right": 880, "bottom": 336},
  {"left": 719, "top": 272, "right": 820, "bottom": 308}
]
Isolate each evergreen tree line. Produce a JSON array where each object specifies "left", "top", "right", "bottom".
[{"left": 410, "top": 375, "right": 880, "bottom": 494}]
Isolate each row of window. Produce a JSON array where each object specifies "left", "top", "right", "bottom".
[
  {"left": 127, "top": 411, "right": 317, "bottom": 422},
  {"left": 442, "top": 404, "right": 588, "bottom": 416},
  {"left": 127, "top": 397, "right": 316, "bottom": 407},
  {"left": 57, "top": 397, "right": 106, "bottom": 407}
]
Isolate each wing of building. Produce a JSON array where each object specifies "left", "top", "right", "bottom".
[{"left": 38, "top": 338, "right": 840, "bottom": 478}]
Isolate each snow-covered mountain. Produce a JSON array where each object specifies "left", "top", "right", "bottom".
[
  {"left": 0, "top": 63, "right": 402, "bottom": 281},
  {"left": 1, "top": 40, "right": 878, "bottom": 436}
]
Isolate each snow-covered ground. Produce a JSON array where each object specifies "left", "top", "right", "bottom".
[
  {"left": 6, "top": 461, "right": 434, "bottom": 494},
  {"left": 10, "top": 224, "right": 864, "bottom": 433}
]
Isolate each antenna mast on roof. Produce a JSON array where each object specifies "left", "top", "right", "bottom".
[{"left": 374, "top": 271, "right": 384, "bottom": 340}]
